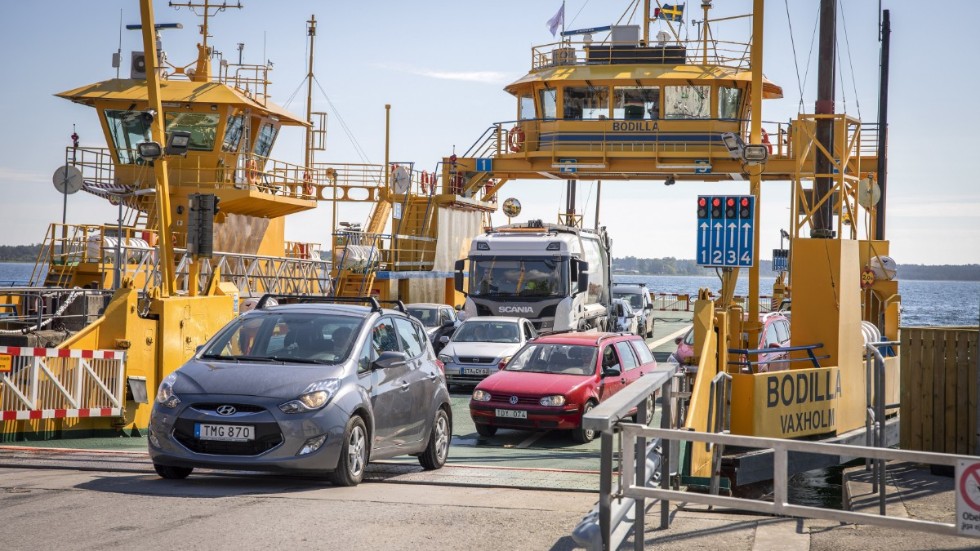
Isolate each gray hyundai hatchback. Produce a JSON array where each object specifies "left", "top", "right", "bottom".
[{"left": 148, "top": 295, "right": 452, "bottom": 486}]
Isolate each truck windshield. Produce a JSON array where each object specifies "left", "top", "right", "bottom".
[{"left": 469, "top": 257, "right": 568, "bottom": 298}]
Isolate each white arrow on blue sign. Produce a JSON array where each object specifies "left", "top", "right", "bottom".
[{"left": 695, "top": 195, "right": 755, "bottom": 268}]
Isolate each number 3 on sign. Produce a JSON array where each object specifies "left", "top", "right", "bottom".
[{"left": 860, "top": 267, "right": 875, "bottom": 289}]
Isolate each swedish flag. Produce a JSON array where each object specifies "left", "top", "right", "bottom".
[{"left": 655, "top": 4, "right": 685, "bottom": 23}]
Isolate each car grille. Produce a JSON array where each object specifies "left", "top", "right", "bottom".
[
  {"left": 488, "top": 394, "right": 541, "bottom": 406},
  {"left": 457, "top": 356, "right": 497, "bottom": 364},
  {"left": 172, "top": 418, "right": 283, "bottom": 456}
]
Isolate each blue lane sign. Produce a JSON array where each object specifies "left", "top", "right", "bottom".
[
  {"left": 476, "top": 158, "right": 493, "bottom": 172},
  {"left": 559, "top": 159, "right": 577, "bottom": 173},
  {"left": 772, "top": 248, "right": 789, "bottom": 272},
  {"left": 696, "top": 195, "right": 756, "bottom": 268},
  {"left": 694, "top": 160, "right": 712, "bottom": 174}
]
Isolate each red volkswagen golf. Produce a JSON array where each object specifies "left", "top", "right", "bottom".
[{"left": 469, "top": 332, "right": 658, "bottom": 443}]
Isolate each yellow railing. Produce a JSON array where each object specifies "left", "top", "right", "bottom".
[{"left": 530, "top": 37, "right": 752, "bottom": 71}]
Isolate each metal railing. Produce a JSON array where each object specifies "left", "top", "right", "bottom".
[
  {"left": 0, "top": 346, "right": 125, "bottom": 417},
  {"left": 530, "top": 38, "right": 752, "bottom": 71},
  {"left": 614, "top": 426, "right": 974, "bottom": 543},
  {"left": 0, "top": 287, "right": 111, "bottom": 335},
  {"left": 573, "top": 366, "right": 679, "bottom": 551},
  {"left": 865, "top": 340, "right": 901, "bottom": 513}
]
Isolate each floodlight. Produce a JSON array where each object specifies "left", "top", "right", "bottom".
[
  {"left": 165, "top": 131, "right": 192, "bottom": 156},
  {"left": 137, "top": 141, "right": 163, "bottom": 161},
  {"left": 721, "top": 132, "right": 744, "bottom": 159},
  {"left": 742, "top": 144, "right": 769, "bottom": 164}
]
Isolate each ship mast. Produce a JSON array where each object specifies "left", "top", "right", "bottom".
[
  {"left": 169, "top": 0, "right": 243, "bottom": 82},
  {"left": 811, "top": 0, "right": 836, "bottom": 238},
  {"left": 304, "top": 15, "right": 316, "bottom": 169}
]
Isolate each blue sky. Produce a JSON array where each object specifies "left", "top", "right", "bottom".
[{"left": 0, "top": 0, "right": 977, "bottom": 265}]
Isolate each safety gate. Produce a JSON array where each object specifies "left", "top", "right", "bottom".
[{"left": 0, "top": 346, "right": 126, "bottom": 421}]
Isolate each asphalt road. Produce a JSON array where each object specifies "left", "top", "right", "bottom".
[{"left": 0, "top": 465, "right": 593, "bottom": 551}]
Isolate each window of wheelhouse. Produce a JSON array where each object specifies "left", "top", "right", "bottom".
[
  {"left": 164, "top": 112, "right": 220, "bottom": 151},
  {"left": 539, "top": 89, "right": 557, "bottom": 119},
  {"left": 253, "top": 122, "right": 279, "bottom": 158},
  {"left": 222, "top": 113, "right": 245, "bottom": 152},
  {"left": 563, "top": 86, "right": 608, "bottom": 120},
  {"left": 664, "top": 85, "right": 710, "bottom": 119},
  {"left": 613, "top": 86, "right": 660, "bottom": 120},
  {"left": 519, "top": 94, "right": 536, "bottom": 120},
  {"left": 105, "top": 109, "right": 152, "bottom": 164},
  {"left": 718, "top": 86, "right": 742, "bottom": 120}
]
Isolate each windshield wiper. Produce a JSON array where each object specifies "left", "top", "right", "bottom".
[{"left": 267, "top": 356, "right": 327, "bottom": 364}]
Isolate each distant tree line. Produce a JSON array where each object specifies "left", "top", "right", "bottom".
[
  {"left": 0, "top": 244, "right": 42, "bottom": 262},
  {"left": 613, "top": 256, "right": 980, "bottom": 281}
]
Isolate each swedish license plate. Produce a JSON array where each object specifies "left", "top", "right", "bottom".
[
  {"left": 463, "top": 367, "right": 490, "bottom": 376},
  {"left": 195, "top": 423, "right": 255, "bottom": 442},
  {"left": 495, "top": 409, "right": 527, "bottom": 419}
]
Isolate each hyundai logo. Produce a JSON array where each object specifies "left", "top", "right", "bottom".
[
  {"left": 509, "top": 396, "right": 519, "bottom": 405},
  {"left": 216, "top": 405, "right": 237, "bottom": 416}
]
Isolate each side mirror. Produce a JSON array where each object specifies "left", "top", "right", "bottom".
[
  {"left": 373, "top": 350, "right": 408, "bottom": 370},
  {"left": 439, "top": 336, "right": 450, "bottom": 344},
  {"left": 674, "top": 337, "right": 682, "bottom": 345},
  {"left": 768, "top": 342, "right": 781, "bottom": 349},
  {"left": 454, "top": 259, "right": 465, "bottom": 293},
  {"left": 443, "top": 318, "right": 455, "bottom": 327},
  {"left": 602, "top": 367, "right": 621, "bottom": 378},
  {"left": 644, "top": 304, "right": 653, "bottom": 311}
]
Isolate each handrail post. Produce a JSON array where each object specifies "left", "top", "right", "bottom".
[{"left": 599, "top": 431, "right": 613, "bottom": 551}]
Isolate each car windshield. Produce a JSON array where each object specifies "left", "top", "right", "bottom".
[
  {"left": 201, "top": 311, "right": 363, "bottom": 364},
  {"left": 613, "top": 291, "right": 644, "bottom": 309},
  {"left": 407, "top": 307, "right": 439, "bottom": 328},
  {"left": 505, "top": 343, "right": 596, "bottom": 376},
  {"left": 469, "top": 257, "right": 568, "bottom": 298},
  {"left": 453, "top": 321, "right": 520, "bottom": 343}
]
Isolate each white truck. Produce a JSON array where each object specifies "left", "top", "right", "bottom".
[{"left": 454, "top": 221, "right": 612, "bottom": 333}]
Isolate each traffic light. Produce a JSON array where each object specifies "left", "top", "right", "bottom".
[
  {"left": 725, "top": 197, "right": 736, "bottom": 219},
  {"left": 187, "top": 193, "right": 217, "bottom": 258},
  {"left": 697, "top": 197, "right": 708, "bottom": 218},
  {"left": 739, "top": 197, "right": 751, "bottom": 218},
  {"left": 710, "top": 197, "right": 722, "bottom": 218}
]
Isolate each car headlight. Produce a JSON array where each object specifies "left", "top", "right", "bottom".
[
  {"left": 472, "top": 389, "right": 492, "bottom": 402},
  {"left": 497, "top": 356, "right": 511, "bottom": 370},
  {"left": 279, "top": 379, "right": 341, "bottom": 414},
  {"left": 156, "top": 372, "right": 181, "bottom": 408},
  {"left": 539, "top": 395, "right": 566, "bottom": 407},
  {"left": 438, "top": 353, "right": 453, "bottom": 364}
]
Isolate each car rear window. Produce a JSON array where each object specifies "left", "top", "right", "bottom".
[
  {"left": 504, "top": 343, "right": 596, "bottom": 375},
  {"left": 630, "top": 340, "right": 655, "bottom": 365}
]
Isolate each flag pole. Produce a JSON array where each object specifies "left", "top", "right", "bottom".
[{"left": 562, "top": 0, "right": 566, "bottom": 39}]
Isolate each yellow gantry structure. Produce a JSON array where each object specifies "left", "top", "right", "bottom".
[{"left": 439, "top": 0, "right": 897, "bottom": 482}]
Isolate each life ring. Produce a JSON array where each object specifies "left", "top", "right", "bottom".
[
  {"left": 420, "top": 171, "right": 429, "bottom": 194},
  {"left": 302, "top": 171, "right": 314, "bottom": 196},
  {"left": 246, "top": 159, "right": 260, "bottom": 186},
  {"left": 761, "top": 129, "right": 773, "bottom": 154},
  {"left": 509, "top": 125, "right": 525, "bottom": 152}
]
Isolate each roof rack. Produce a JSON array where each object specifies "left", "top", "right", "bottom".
[
  {"left": 613, "top": 282, "right": 648, "bottom": 287},
  {"left": 255, "top": 294, "right": 405, "bottom": 313}
]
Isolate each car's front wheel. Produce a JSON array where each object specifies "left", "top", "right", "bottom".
[
  {"left": 329, "top": 416, "right": 368, "bottom": 486},
  {"left": 573, "top": 401, "right": 597, "bottom": 443},
  {"left": 154, "top": 463, "right": 192, "bottom": 480},
  {"left": 418, "top": 408, "right": 451, "bottom": 470}
]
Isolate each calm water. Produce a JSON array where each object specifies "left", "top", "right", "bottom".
[
  {"left": 614, "top": 274, "right": 980, "bottom": 327},
  {"left": 0, "top": 263, "right": 975, "bottom": 326}
]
